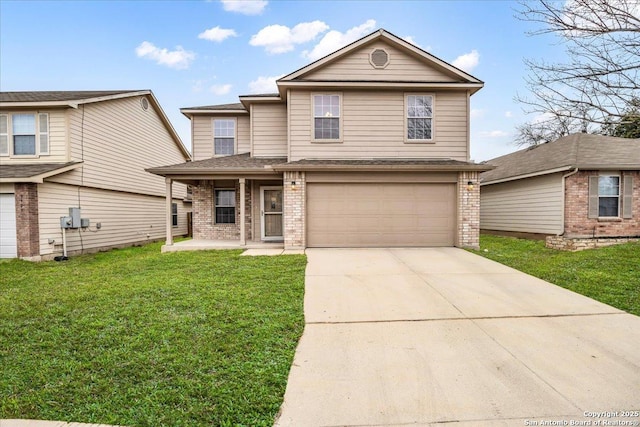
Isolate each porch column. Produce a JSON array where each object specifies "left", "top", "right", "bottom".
[
  {"left": 239, "top": 178, "right": 246, "bottom": 246},
  {"left": 165, "top": 177, "right": 173, "bottom": 246}
]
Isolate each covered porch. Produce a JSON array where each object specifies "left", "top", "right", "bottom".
[{"left": 147, "top": 153, "right": 288, "bottom": 251}]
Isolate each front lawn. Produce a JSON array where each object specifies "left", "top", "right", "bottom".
[
  {"left": 0, "top": 242, "right": 307, "bottom": 426},
  {"left": 472, "top": 235, "right": 640, "bottom": 316}
]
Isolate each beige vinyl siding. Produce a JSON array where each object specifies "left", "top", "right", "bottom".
[
  {"left": 304, "top": 41, "right": 459, "bottom": 82},
  {"left": 48, "top": 96, "right": 187, "bottom": 199},
  {"left": 289, "top": 90, "right": 468, "bottom": 161},
  {"left": 192, "top": 115, "right": 250, "bottom": 160},
  {"left": 0, "top": 109, "right": 68, "bottom": 164},
  {"left": 237, "top": 116, "right": 250, "bottom": 154},
  {"left": 252, "top": 104, "right": 287, "bottom": 157},
  {"left": 37, "top": 181, "right": 189, "bottom": 257},
  {"left": 192, "top": 115, "right": 213, "bottom": 160},
  {"left": 480, "top": 173, "right": 564, "bottom": 234},
  {"left": 0, "top": 183, "right": 15, "bottom": 193}
]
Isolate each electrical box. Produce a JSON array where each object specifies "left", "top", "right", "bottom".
[
  {"left": 60, "top": 216, "right": 73, "bottom": 229},
  {"left": 60, "top": 207, "right": 84, "bottom": 229},
  {"left": 69, "top": 208, "right": 81, "bottom": 228}
]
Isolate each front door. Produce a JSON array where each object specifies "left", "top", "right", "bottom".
[{"left": 261, "top": 186, "right": 283, "bottom": 241}]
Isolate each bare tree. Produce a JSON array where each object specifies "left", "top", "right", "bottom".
[{"left": 515, "top": 0, "right": 640, "bottom": 146}]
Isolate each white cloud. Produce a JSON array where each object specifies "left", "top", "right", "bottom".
[
  {"left": 505, "top": 111, "right": 513, "bottom": 118},
  {"left": 135, "top": 41, "right": 195, "bottom": 70},
  {"left": 250, "top": 21, "right": 329, "bottom": 54},
  {"left": 220, "top": 0, "right": 267, "bottom": 15},
  {"left": 480, "top": 130, "right": 509, "bottom": 138},
  {"left": 198, "top": 26, "right": 237, "bottom": 42},
  {"left": 471, "top": 109, "right": 485, "bottom": 119},
  {"left": 452, "top": 49, "right": 479, "bottom": 73},
  {"left": 248, "top": 75, "right": 284, "bottom": 93},
  {"left": 302, "top": 19, "right": 377, "bottom": 61},
  {"left": 403, "top": 36, "right": 420, "bottom": 47},
  {"left": 210, "top": 84, "right": 232, "bottom": 95}
]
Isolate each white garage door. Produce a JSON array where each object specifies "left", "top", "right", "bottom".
[
  {"left": 307, "top": 183, "right": 456, "bottom": 247},
  {"left": 0, "top": 194, "right": 18, "bottom": 258}
]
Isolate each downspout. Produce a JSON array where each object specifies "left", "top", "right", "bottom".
[{"left": 560, "top": 168, "right": 579, "bottom": 235}]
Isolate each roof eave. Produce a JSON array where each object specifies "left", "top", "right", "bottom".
[
  {"left": 273, "top": 163, "right": 494, "bottom": 172},
  {"left": 180, "top": 108, "right": 248, "bottom": 118},
  {"left": 480, "top": 165, "right": 574, "bottom": 186},
  {"left": 146, "top": 166, "right": 282, "bottom": 177},
  {"left": 276, "top": 81, "right": 484, "bottom": 96},
  {"left": 0, "top": 162, "right": 82, "bottom": 183},
  {"left": 0, "top": 90, "right": 151, "bottom": 109}
]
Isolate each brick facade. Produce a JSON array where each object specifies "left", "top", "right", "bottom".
[
  {"left": 192, "top": 180, "right": 252, "bottom": 241},
  {"left": 457, "top": 171, "right": 480, "bottom": 249},
  {"left": 283, "top": 171, "right": 305, "bottom": 249},
  {"left": 546, "top": 235, "right": 639, "bottom": 251},
  {"left": 14, "top": 183, "right": 40, "bottom": 258},
  {"left": 564, "top": 171, "right": 640, "bottom": 238}
]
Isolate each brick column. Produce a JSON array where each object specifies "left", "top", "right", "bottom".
[
  {"left": 283, "top": 171, "right": 305, "bottom": 249},
  {"left": 15, "top": 183, "right": 40, "bottom": 258},
  {"left": 457, "top": 171, "right": 480, "bottom": 249},
  {"left": 192, "top": 181, "right": 213, "bottom": 240}
]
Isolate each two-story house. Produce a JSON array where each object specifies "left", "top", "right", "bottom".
[
  {"left": 148, "top": 29, "right": 491, "bottom": 251},
  {"left": 0, "top": 90, "right": 191, "bottom": 260}
]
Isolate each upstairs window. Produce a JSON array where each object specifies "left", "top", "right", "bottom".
[
  {"left": 214, "top": 119, "right": 235, "bottom": 155},
  {"left": 0, "top": 113, "right": 49, "bottom": 156},
  {"left": 406, "top": 95, "right": 433, "bottom": 141},
  {"left": 313, "top": 94, "right": 340, "bottom": 140}
]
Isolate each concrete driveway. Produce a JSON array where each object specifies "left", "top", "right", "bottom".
[{"left": 275, "top": 248, "right": 640, "bottom": 427}]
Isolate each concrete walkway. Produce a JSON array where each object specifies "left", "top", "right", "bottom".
[{"left": 275, "top": 248, "right": 640, "bottom": 426}]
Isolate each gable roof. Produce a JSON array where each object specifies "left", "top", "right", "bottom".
[
  {"left": 1, "top": 90, "right": 191, "bottom": 160},
  {"left": 277, "top": 28, "right": 483, "bottom": 95},
  {"left": 0, "top": 90, "right": 149, "bottom": 107},
  {"left": 481, "top": 134, "right": 640, "bottom": 185}
]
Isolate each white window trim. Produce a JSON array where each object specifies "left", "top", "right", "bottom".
[
  {"left": 0, "top": 112, "right": 50, "bottom": 158},
  {"left": 171, "top": 202, "right": 178, "bottom": 228},
  {"left": 213, "top": 118, "right": 237, "bottom": 156},
  {"left": 311, "top": 92, "right": 343, "bottom": 143},
  {"left": 404, "top": 93, "right": 435, "bottom": 143},
  {"left": 214, "top": 188, "right": 236, "bottom": 224},
  {"left": 598, "top": 172, "right": 621, "bottom": 218},
  {"left": 0, "top": 114, "right": 8, "bottom": 157}
]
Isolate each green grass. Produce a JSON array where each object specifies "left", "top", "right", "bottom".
[
  {"left": 471, "top": 235, "right": 640, "bottom": 316},
  {"left": 0, "top": 242, "right": 307, "bottom": 427}
]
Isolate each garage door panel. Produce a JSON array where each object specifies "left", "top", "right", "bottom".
[
  {"left": 0, "top": 194, "right": 18, "bottom": 258},
  {"left": 307, "top": 183, "right": 456, "bottom": 247}
]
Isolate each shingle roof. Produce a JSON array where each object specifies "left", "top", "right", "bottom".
[
  {"left": 0, "top": 162, "right": 80, "bottom": 180},
  {"left": 147, "top": 153, "right": 287, "bottom": 175},
  {"left": 274, "top": 158, "right": 493, "bottom": 171},
  {"left": 181, "top": 103, "right": 246, "bottom": 111},
  {"left": 481, "top": 134, "right": 640, "bottom": 184},
  {"left": 0, "top": 90, "right": 142, "bottom": 103}
]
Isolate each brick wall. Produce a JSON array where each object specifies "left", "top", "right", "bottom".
[
  {"left": 458, "top": 171, "right": 480, "bottom": 249},
  {"left": 564, "top": 171, "right": 640, "bottom": 238},
  {"left": 15, "top": 183, "right": 40, "bottom": 257},
  {"left": 546, "top": 235, "right": 639, "bottom": 251},
  {"left": 283, "top": 171, "right": 305, "bottom": 249},
  {"left": 192, "top": 180, "right": 252, "bottom": 241}
]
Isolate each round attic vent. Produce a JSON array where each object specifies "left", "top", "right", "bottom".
[
  {"left": 140, "top": 98, "right": 149, "bottom": 111},
  {"left": 370, "top": 48, "right": 389, "bottom": 68}
]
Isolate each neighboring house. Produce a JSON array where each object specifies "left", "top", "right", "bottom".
[
  {"left": 148, "top": 29, "right": 491, "bottom": 250},
  {"left": 0, "top": 90, "right": 191, "bottom": 260},
  {"left": 480, "top": 134, "right": 639, "bottom": 247}
]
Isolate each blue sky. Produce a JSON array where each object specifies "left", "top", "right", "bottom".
[{"left": 0, "top": 0, "right": 563, "bottom": 161}]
